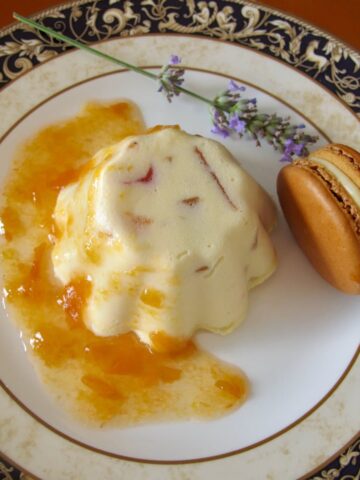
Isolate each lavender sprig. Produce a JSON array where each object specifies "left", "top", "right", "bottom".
[
  {"left": 211, "top": 81, "right": 318, "bottom": 161},
  {"left": 13, "top": 13, "right": 319, "bottom": 162},
  {"left": 158, "top": 55, "right": 185, "bottom": 102}
]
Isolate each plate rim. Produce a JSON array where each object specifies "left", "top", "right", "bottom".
[
  {"left": 0, "top": 64, "right": 334, "bottom": 144},
  {"left": 1, "top": 0, "right": 359, "bottom": 57},
  {"left": 0, "top": 0, "right": 359, "bottom": 478},
  {"left": 0, "top": 32, "right": 359, "bottom": 126}
]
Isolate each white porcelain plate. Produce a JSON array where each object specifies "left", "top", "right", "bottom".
[{"left": 0, "top": 2, "right": 359, "bottom": 479}]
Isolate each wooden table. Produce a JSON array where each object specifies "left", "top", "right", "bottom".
[{"left": 1, "top": 0, "right": 359, "bottom": 51}]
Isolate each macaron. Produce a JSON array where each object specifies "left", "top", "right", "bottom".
[{"left": 277, "top": 144, "right": 360, "bottom": 294}]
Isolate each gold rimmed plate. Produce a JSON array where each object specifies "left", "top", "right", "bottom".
[{"left": 0, "top": 1, "right": 359, "bottom": 479}]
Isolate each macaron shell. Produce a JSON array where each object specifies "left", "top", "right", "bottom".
[
  {"left": 309, "top": 144, "right": 360, "bottom": 188},
  {"left": 294, "top": 158, "right": 360, "bottom": 236},
  {"left": 277, "top": 164, "right": 360, "bottom": 294}
]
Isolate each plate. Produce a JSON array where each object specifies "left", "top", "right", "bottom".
[{"left": 0, "top": 1, "right": 359, "bottom": 479}]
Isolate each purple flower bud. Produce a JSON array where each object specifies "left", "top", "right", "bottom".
[
  {"left": 213, "top": 109, "right": 222, "bottom": 122},
  {"left": 229, "top": 114, "right": 246, "bottom": 134},
  {"left": 158, "top": 55, "right": 185, "bottom": 102},
  {"left": 284, "top": 138, "right": 295, "bottom": 148},
  {"left": 211, "top": 124, "right": 230, "bottom": 138},
  {"left": 281, "top": 138, "right": 306, "bottom": 161},
  {"left": 228, "top": 80, "right": 246, "bottom": 92},
  {"left": 169, "top": 54, "right": 181, "bottom": 65},
  {"left": 293, "top": 142, "right": 305, "bottom": 156}
]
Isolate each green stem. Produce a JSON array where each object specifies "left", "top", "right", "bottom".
[
  {"left": 13, "top": 13, "right": 156, "bottom": 80},
  {"left": 13, "top": 12, "right": 215, "bottom": 107},
  {"left": 177, "top": 87, "right": 214, "bottom": 106}
]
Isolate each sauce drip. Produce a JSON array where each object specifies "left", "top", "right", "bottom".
[{"left": 0, "top": 102, "right": 248, "bottom": 425}]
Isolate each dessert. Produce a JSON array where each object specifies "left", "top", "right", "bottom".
[
  {"left": 0, "top": 102, "right": 276, "bottom": 425},
  {"left": 52, "top": 126, "right": 277, "bottom": 349},
  {"left": 277, "top": 144, "right": 360, "bottom": 294}
]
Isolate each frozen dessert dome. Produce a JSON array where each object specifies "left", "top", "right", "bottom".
[{"left": 52, "top": 126, "right": 277, "bottom": 349}]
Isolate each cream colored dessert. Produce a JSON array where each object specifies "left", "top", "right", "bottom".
[{"left": 52, "top": 126, "right": 277, "bottom": 347}]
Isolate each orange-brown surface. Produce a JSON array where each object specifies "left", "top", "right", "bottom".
[
  {"left": 0, "top": 101, "right": 248, "bottom": 424},
  {"left": 1, "top": 0, "right": 359, "bottom": 50}
]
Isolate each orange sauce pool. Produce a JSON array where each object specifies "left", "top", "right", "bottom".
[{"left": 0, "top": 101, "right": 248, "bottom": 425}]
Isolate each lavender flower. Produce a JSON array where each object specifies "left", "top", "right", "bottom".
[
  {"left": 210, "top": 81, "right": 318, "bottom": 161},
  {"left": 10, "top": 16, "right": 320, "bottom": 162},
  {"left": 228, "top": 80, "right": 246, "bottom": 92},
  {"left": 158, "top": 55, "right": 185, "bottom": 102},
  {"left": 169, "top": 54, "right": 181, "bottom": 65},
  {"left": 210, "top": 109, "right": 230, "bottom": 138},
  {"left": 280, "top": 139, "right": 305, "bottom": 162},
  {"left": 229, "top": 114, "right": 246, "bottom": 134}
]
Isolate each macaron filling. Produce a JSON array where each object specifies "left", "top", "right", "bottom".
[{"left": 310, "top": 156, "right": 360, "bottom": 209}]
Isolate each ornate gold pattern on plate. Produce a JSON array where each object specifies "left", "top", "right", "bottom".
[
  {"left": 0, "top": 0, "right": 359, "bottom": 114},
  {"left": 0, "top": 462, "right": 13, "bottom": 480},
  {"left": 310, "top": 437, "right": 360, "bottom": 480},
  {"left": 0, "top": 437, "right": 359, "bottom": 479}
]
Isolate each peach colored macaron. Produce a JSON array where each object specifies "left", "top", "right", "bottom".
[{"left": 277, "top": 144, "right": 360, "bottom": 294}]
